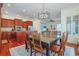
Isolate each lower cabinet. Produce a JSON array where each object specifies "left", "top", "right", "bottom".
[{"left": 16, "top": 32, "right": 26, "bottom": 41}]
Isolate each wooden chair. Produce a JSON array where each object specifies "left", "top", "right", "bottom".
[
  {"left": 32, "top": 31, "right": 44, "bottom": 56},
  {"left": 75, "top": 42, "right": 79, "bottom": 55},
  {"left": 25, "top": 32, "right": 32, "bottom": 54},
  {"left": 50, "top": 32, "right": 68, "bottom": 56}
]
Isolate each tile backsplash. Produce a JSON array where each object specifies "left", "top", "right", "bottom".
[{"left": 1, "top": 27, "right": 13, "bottom": 32}]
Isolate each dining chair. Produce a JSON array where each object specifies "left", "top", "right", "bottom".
[
  {"left": 75, "top": 41, "right": 79, "bottom": 55},
  {"left": 25, "top": 32, "right": 32, "bottom": 52},
  {"left": 32, "top": 31, "right": 44, "bottom": 56},
  {"left": 25, "top": 32, "right": 34, "bottom": 56},
  {"left": 50, "top": 32, "right": 68, "bottom": 56}
]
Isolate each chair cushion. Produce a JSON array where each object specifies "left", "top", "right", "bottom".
[
  {"left": 50, "top": 45, "right": 60, "bottom": 52},
  {"left": 33, "top": 45, "right": 44, "bottom": 53}
]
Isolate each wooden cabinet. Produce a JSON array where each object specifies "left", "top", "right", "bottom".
[
  {"left": 26, "top": 21, "right": 32, "bottom": 26},
  {"left": 16, "top": 32, "right": 26, "bottom": 41},
  {"left": 1, "top": 32, "right": 16, "bottom": 40},
  {"left": 14, "top": 19, "right": 22, "bottom": 26},
  {"left": 1, "top": 18, "right": 14, "bottom": 27},
  {"left": 21, "top": 32, "right": 26, "bottom": 40},
  {"left": 22, "top": 22, "right": 26, "bottom": 28},
  {"left": 22, "top": 21, "right": 32, "bottom": 28}
]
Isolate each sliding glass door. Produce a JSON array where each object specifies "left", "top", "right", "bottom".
[{"left": 66, "top": 15, "right": 79, "bottom": 35}]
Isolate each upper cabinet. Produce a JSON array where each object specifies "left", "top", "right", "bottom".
[
  {"left": 22, "top": 22, "right": 27, "bottom": 28},
  {"left": 1, "top": 18, "right": 14, "bottom": 27},
  {"left": 14, "top": 19, "right": 22, "bottom": 26},
  {"left": 26, "top": 21, "right": 32, "bottom": 26},
  {"left": 22, "top": 21, "right": 32, "bottom": 28},
  {"left": 1, "top": 18, "right": 32, "bottom": 28}
]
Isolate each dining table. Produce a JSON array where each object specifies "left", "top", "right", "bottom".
[
  {"left": 25, "top": 32, "right": 61, "bottom": 56},
  {"left": 40, "top": 34, "right": 61, "bottom": 56}
]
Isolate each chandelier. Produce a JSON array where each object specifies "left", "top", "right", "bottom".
[{"left": 38, "top": 3, "right": 50, "bottom": 19}]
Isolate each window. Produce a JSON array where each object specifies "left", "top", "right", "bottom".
[
  {"left": 73, "top": 15, "right": 79, "bottom": 34},
  {"left": 66, "top": 15, "right": 79, "bottom": 35},
  {"left": 56, "top": 24, "right": 61, "bottom": 31},
  {"left": 40, "top": 23, "right": 46, "bottom": 32},
  {"left": 66, "top": 16, "right": 71, "bottom": 34}
]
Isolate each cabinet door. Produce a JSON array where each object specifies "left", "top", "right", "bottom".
[
  {"left": 26, "top": 21, "right": 32, "bottom": 26},
  {"left": 17, "top": 32, "right": 22, "bottom": 40},
  {"left": 1, "top": 19, "right": 8, "bottom": 27},
  {"left": 21, "top": 32, "right": 26, "bottom": 40},
  {"left": 14, "top": 19, "right": 22, "bottom": 26},
  {"left": 7, "top": 20, "right": 14, "bottom": 27},
  {"left": 9, "top": 20, "right": 14, "bottom": 27},
  {"left": 22, "top": 22, "right": 26, "bottom": 28},
  {"left": 1, "top": 18, "right": 14, "bottom": 27}
]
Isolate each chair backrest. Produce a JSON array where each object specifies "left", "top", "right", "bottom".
[
  {"left": 32, "top": 31, "right": 41, "bottom": 46},
  {"left": 75, "top": 41, "right": 79, "bottom": 52},
  {"left": 61, "top": 32, "right": 68, "bottom": 43},
  {"left": 60, "top": 32, "right": 68, "bottom": 52},
  {"left": 51, "top": 30, "right": 57, "bottom": 38}
]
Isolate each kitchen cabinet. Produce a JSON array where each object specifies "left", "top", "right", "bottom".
[
  {"left": 26, "top": 21, "right": 32, "bottom": 26},
  {"left": 14, "top": 19, "right": 22, "bottom": 26},
  {"left": 1, "top": 18, "right": 14, "bottom": 27},
  {"left": 16, "top": 32, "right": 26, "bottom": 41},
  {"left": 22, "top": 22, "right": 26, "bottom": 28},
  {"left": 22, "top": 21, "right": 32, "bottom": 28},
  {"left": 21, "top": 32, "right": 26, "bottom": 40},
  {"left": 1, "top": 32, "right": 16, "bottom": 40}
]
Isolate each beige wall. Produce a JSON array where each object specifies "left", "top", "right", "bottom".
[
  {"left": 61, "top": 5, "right": 79, "bottom": 43},
  {"left": 33, "top": 19, "right": 41, "bottom": 33}
]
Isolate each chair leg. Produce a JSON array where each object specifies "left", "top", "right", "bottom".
[
  {"left": 58, "top": 52, "right": 64, "bottom": 56},
  {"left": 30, "top": 47, "right": 32, "bottom": 56},
  {"left": 51, "top": 51, "right": 52, "bottom": 53},
  {"left": 27, "top": 47, "right": 29, "bottom": 52},
  {"left": 58, "top": 53, "right": 60, "bottom": 56},
  {"left": 34, "top": 51, "right": 36, "bottom": 56},
  {"left": 53, "top": 53, "right": 56, "bottom": 56},
  {"left": 41, "top": 53, "right": 43, "bottom": 56},
  {"left": 62, "top": 52, "right": 64, "bottom": 56}
]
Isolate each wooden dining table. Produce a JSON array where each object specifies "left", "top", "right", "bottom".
[
  {"left": 25, "top": 32, "right": 61, "bottom": 56},
  {"left": 40, "top": 34, "right": 58, "bottom": 56}
]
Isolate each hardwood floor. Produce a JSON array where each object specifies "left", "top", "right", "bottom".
[
  {"left": 66, "top": 42, "right": 77, "bottom": 48},
  {"left": 0, "top": 39, "right": 78, "bottom": 56},
  {"left": 0, "top": 39, "right": 25, "bottom": 56},
  {"left": 66, "top": 42, "right": 79, "bottom": 56}
]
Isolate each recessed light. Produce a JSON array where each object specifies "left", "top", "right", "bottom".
[
  {"left": 5, "top": 11, "right": 8, "bottom": 14},
  {"left": 23, "top": 9, "right": 26, "bottom": 12},
  {"left": 17, "top": 14, "right": 19, "bottom": 16},
  {"left": 7, "top": 4, "right": 11, "bottom": 7}
]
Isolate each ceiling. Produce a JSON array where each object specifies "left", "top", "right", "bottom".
[{"left": 2, "top": 3, "right": 79, "bottom": 20}]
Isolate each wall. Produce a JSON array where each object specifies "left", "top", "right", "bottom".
[
  {"left": 61, "top": 5, "right": 79, "bottom": 43},
  {"left": 33, "top": 19, "right": 41, "bottom": 33},
  {"left": 33, "top": 19, "right": 57, "bottom": 33}
]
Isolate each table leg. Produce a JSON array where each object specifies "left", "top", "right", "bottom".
[
  {"left": 30, "top": 45, "right": 32, "bottom": 56},
  {"left": 25, "top": 41, "right": 28, "bottom": 49},
  {"left": 46, "top": 44, "right": 50, "bottom": 56}
]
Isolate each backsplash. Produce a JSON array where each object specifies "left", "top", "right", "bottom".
[{"left": 1, "top": 27, "right": 13, "bottom": 32}]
